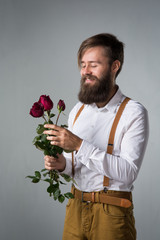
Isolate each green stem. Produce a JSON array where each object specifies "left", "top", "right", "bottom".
[
  {"left": 49, "top": 170, "right": 53, "bottom": 197},
  {"left": 46, "top": 111, "right": 50, "bottom": 122},
  {"left": 42, "top": 115, "right": 47, "bottom": 122},
  {"left": 56, "top": 111, "right": 61, "bottom": 125}
]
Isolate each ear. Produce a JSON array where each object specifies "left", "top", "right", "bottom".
[{"left": 111, "top": 60, "right": 121, "bottom": 74}]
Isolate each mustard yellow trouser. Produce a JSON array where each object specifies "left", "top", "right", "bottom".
[{"left": 62, "top": 198, "right": 136, "bottom": 240}]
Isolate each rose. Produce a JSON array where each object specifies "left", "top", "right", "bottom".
[
  {"left": 30, "top": 102, "right": 44, "bottom": 118},
  {"left": 27, "top": 95, "right": 74, "bottom": 203},
  {"left": 56, "top": 100, "right": 66, "bottom": 125},
  {"left": 57, "top": 99, "right": 66, "bottom": 112},
  {"left": 39, "top": 95, "right": 53, "bottom": 111}
]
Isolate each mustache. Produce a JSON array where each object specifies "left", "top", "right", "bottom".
[{"left": 81, "top": 74, "right": 99, "bottom": 82}]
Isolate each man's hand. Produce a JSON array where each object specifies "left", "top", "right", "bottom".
[
  {"left": 43, "top": 124, "right": 82, "bottom": 152},
  {"left": 44, "top": 154, "right": 66, "bottom": 172}
]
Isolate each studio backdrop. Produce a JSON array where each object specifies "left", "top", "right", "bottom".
[{"left": 0, "top": 0, "right": 159, "bottom": 239}]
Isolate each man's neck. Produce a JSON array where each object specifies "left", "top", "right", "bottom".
[{"left": 96, "top": 85, "right": 118, "bottom": 108}]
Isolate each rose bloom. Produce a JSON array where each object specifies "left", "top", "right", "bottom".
[
  {"left": 39, "top": 95, "right": 53, "bottom": 111},
  {"left": 30, "top": 102, "right": 44, "bottom": 118},
  {"left": 57, "top": 99, "right": 65, "bottom": 112}
]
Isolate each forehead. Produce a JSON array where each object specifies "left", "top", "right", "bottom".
[{"left": 81, "top": 46, "right": 108, "bottom": 62}]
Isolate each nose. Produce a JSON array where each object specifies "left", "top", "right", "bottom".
[{"left": 81, "top": 65, "right": 92, "bottom": 76}]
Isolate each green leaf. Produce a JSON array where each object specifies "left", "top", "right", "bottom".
[
  {"left": 57, "top": 147, "right": 63, "bottom": 155},
  {"left": 36, "top": 124, "right": 45, "bottom": 134},
  {"left": 44, "top": 179, "right": 51, "bottom": 183},
  {"left": 52, "top": 145, "right": 63, "bottom": 155},
  {"left": 53, "top": 183, "right": 59, "bottom": 189},
  {"left": 48, "top": 147, "right": 58, "bottom": 157},
  {"left": 26, "top": 175, "right": 35, "bottom": 179},
  {"left": 32, "top": 178, "right": 40, "bottom": 183},
  {"left": 32, "top": 136, "right": 41, "bottom": 144},
  {"left": 34, "top": 141, "right": 45, "bottom": 151},
  {"left": 61, "top": 124, "right": 68, "bottom": 128},
  {"left": 43, "top": 172, "right": 49, "bottom": 177},
  {"left": 50, "top": 113, "right": 55, "bottom": 118},
  {"left": 53, "top": 188, "right": 61, "bottom": 200},
  {"left": 44, "top": 149, "right": 51, "bottom": 156},
  {"left": 48, "top": 120, "right": 53, "bottom": 124},
  {"left": 35, "top": 171, "right": 41, "bottom": 179},
  {"left": 61, "top": 174, "right": 72, "bottom": 182},
  {"left": 54, "top": 177, "right": 60, "bottom": 182},
  {"left": 40, "top": 134, "right": 47, "bottom": 143},
  {"left": 64, "top": 192, "right": 74, "bottom": 199},
  {"left": 58, "top": 194, "right": 65, "bottom": 203},
  {"left": 41, "top": 168, "right": 47, "bottom": 172},
  {"left": 47, "top": 184, "right": 55, "bottom": 193},
  {"left": 59, "top": 181, "right": 66, "bottom": 185}
]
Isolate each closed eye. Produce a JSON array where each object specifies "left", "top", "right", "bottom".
[
  {"left": 81, "top": 64, "right": 86, "bottom": 69},
  {"left": 91, "top": 65, "right": 97, "bottom": 68}
]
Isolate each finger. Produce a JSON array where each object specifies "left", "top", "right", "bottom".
[
  {"left": 50, "top": 138, "right": 62, "bottom": 146},
  {"left": 43, "top": 129, "right": 59, "bottom": 135},
  {"left": 44, "top": 155, "right": 52, "bottom": 160},
  {"left": 45, "top": 160, "right": 56, "bottom": 167},
  {"left": 45, "top": 162, "right": 55, "bottom": 170},
  {"left": 50, "top": 140, "right": 59, "bottom": 146},
  {"left": 44, "top": 155, "right": 50, "bottom": 160},
  {"left": 46, "top": 135, "right": 57, "bottom": 141},
  {"left": 44, "top": 124, "right": 56, "bottom": 129},
  {"left": 44, "top": 124, "right": 61, "bottom": 131},
  {"left": 44, "top": 156, "right": 56, "bottom": 163},
  {"left": 45, "top": 159, "right": 56, "bottom": 165}
]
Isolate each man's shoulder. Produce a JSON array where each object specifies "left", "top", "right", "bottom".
[
  {"left": 68, "top": 102, "right": 85, "bottom": 123},
  {"left": 70, "top": 102, "right": 84, "bottom": 115},
  {"left": 127, "top": 98, "right": 147, "bottom": 112},
  {"left": 124, "top": 97, "right": 148, "bottom": 120},
  {"left": 67, "top": 102, "right": 87, "bottom": 129},
  {"left": 117, "top": 87, "right": 147, "bottom": 115}
]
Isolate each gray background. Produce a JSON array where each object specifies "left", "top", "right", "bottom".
[{"left": 0, "top": 0, "right": 159, "bottom": 239}]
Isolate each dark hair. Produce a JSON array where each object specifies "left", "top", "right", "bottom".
[{"left": 77, "top": 33, "right": 124, "bottom": 78}]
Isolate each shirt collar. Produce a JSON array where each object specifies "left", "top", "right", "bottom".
[{"left": 87, "top": 86, "right": 125, "bottom": 113}]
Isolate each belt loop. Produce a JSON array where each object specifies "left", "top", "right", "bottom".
[
  {"left": 91, "top": 192, "right": 95, "bottom": 203},
  {"left": 72, "top": 184, "right": 75, "bottom": 195},
  {"left": 81, "top": 191, "right": 84, "bottom": 202}
]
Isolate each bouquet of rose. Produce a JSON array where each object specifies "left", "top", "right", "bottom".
[{"left": 26, "top": 95, "right": 74, "bottom": 203}]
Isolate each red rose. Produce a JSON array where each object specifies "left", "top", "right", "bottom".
[
  {"left": 38, "top": 95, "right": 53, "bottom": 111},
  {"left": 57, "top": 99, "right": 66, "bottom": 112},
  {"left": 30, "top": 102, "right": 44, "bottom": 118}
]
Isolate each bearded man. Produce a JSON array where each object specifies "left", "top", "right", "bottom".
[{"left": 43, "top": 33, "right": 149, "bottom": 240}]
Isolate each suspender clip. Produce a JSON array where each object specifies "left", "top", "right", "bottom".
[
  {"left": 104, "top": 187, "right": 108, "bottom": 193},
  {"left": 82, "top": 191, "right": 84, "bottom": 202}
]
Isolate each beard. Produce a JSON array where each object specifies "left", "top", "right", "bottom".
[{"left": 78, "top": 70, "right": 113, "bottom": 104}]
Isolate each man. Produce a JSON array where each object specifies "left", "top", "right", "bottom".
[{"left": 43, "top": 33, "right": 149, "bottom": 240}]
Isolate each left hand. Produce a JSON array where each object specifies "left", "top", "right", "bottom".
[
  {"left": 43, "top": 124, "right": 82, "bottom": 152},
  {"left": 44, "top": 154, "right": 66, "bottom": 172}
]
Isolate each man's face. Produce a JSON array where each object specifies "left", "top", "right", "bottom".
[{"left": 78, "top": 46, "right": 114, "bottom": 104}]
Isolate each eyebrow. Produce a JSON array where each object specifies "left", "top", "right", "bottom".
[{"left": 81, "top": 61, "right": 101, "bottom": 64}]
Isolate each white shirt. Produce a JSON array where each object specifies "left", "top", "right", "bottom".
[{"left": 63, "top": 87, "right": 149, "bottom": 192}]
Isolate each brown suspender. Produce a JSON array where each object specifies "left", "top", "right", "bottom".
[
  {"left": 103, "top": 97, "right": 130, "bottom": 186},
  {"left": 72, "top": 97, "right": 130, "bottom": 188},
  {"left": 72, "top": 104, "right": 84, "bottom": 126},
  {"left": 72, "top": 104, "right": 85, "bottom": 176}
]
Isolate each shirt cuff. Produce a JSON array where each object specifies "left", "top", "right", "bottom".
[
  {"left": 60, "top": 153, "right": 72, "bottom": 176},
  {"left": 75, "top": 140, "right": 95, "bottom": 165}
]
